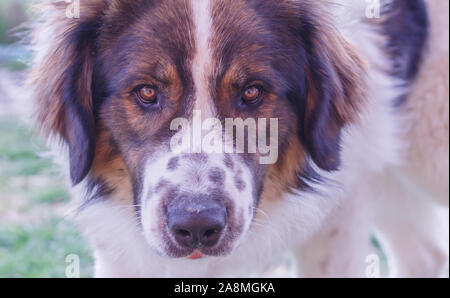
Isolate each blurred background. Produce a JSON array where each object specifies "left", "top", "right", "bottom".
[{"left": 0, "top": 0, "right": 93, "bottom": 278}]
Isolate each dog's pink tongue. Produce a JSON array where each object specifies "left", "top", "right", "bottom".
[{"left": 188, "top": 251, "right": 204, "bottom": 260}]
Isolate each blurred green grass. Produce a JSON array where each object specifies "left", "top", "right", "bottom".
[
  {"left": 0, "top": 117, "right": 52, "bottom": 178},
  {"left": 0, "top": 0, "right": 30, "bottom": 70},
  {"left": 0, "top": 0, "right": 94, "bottom": 278},
  {"left": 31, "top": 186, "right": 70, "bottom": 205},
  {"left": 0, "top": 116, "right": 94, "bottom": 277},
  {"left": 0, "top": 0, "right": 29, "bottom": 44},
  {"left": 0, "top": 218, "right": 93, "bottom": 278}
]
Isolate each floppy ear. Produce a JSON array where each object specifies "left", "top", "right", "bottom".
[
  {"left": 30, "top": 2, "right": 102, "bottom": 184},
  {"left": 300, "top": 19, "right": 367, "bottom": 171}
]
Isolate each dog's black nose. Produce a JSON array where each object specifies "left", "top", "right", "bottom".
[{"left": 167, "top": 196, "right": 226, "bottom": 249}]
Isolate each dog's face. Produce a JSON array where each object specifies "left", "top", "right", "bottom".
[{"left": 32, "top": 0, "right": 366, "bottom": 258}]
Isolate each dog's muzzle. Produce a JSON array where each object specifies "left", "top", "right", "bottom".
[{"left": 167, "top": 193, "right": 227, "bottom": 249}]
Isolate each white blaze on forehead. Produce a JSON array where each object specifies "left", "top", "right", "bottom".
[{"left": 191, "top": 0, "right": 215, "bottom": 118}]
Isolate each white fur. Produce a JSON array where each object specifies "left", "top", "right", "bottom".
[{"left": 191, "top": 0, "right": 215, "bottom": 118}]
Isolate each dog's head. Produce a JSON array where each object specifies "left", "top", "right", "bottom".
[{"left": 31, "top": 0, "right": 366, "bottom": 258}]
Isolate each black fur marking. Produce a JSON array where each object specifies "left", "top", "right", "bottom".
[
  {"left": 167, "top": 157, "right": 180, "bottom": 171},
  {"left": 209, "top": 167, "right": 226, "bottom": 186},
  {"left": 382, "top": 0, "right": 429, "bottom": 106},
  {"left": 234, "top": 175, "right": 246, "bottom": 192},
  {"left": 155, "top": 179, "right": 171, "bottom": 194},
  {"left": 223, "top": 155, "right": 234, "bottom": 170},
  {"left": 62, "top": 19, "right": 101, "bottom": 185},
  {"left": 295, "top": 16, "right": 342, "bottom": 172}
]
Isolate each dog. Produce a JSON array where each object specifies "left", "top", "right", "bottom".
[{"left": 29, "top": 0, "right": 449, "bottom": 277}]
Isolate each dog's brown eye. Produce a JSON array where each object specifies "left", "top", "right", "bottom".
[
  {"left": 242, "top": 86, "right": 261, "bottom": 103},
  {"left": 136, "top": 85, "right": 157, "bottom": 104}
]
